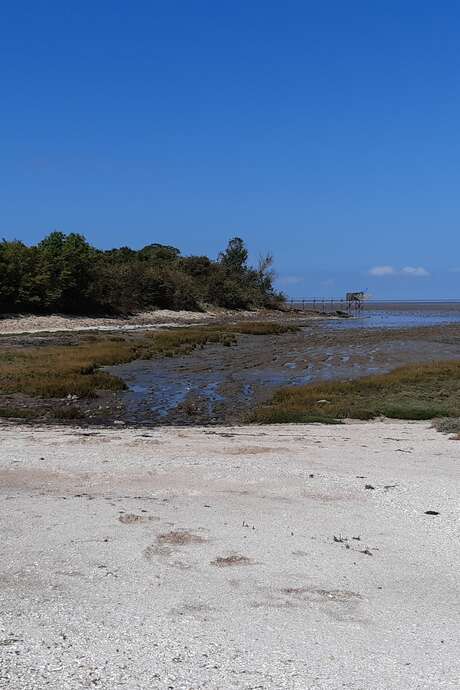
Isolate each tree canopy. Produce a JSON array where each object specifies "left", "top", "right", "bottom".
[{"left": 0, "top": 234, "right": 284, "bottom": 314}]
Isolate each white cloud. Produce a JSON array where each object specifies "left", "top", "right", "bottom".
[
  {"left": 368, "top": 265, "right": 430, "bottom": 278},
  {"left": 368, "top": 265, "right": 395, "bottom": 276},
  {"left": 401, "top": 266, "right": 430, "bottom": 277},
  {"left": 278, "top": 275, "right": 304, "bottom": 285}
]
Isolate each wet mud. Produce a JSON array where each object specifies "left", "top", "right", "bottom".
[
  {"left": 106, "top": 316, "right": 460, "bottom": 425},
  {"left": 3, "top": 308, "right": 460, "bottom": 427}
]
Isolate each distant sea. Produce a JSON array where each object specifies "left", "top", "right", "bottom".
[{"left": 327, "top": 301, "right": 460, "bottom": 329}]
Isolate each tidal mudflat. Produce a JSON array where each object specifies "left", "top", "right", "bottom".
[
  {"left": 2, "top": 307, "right": 460, "bottom": 425},
  {"left": 107, "top": 310, "right": 460, "bottom": 425}
]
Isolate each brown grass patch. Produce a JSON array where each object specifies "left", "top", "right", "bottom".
[
  {"left": 281, "top": 586, "right": 362, "bottom": 602},
  {"left": 225, "top": 322, "right": 299, "bottom": 336},
  {"left": 157, "top": 530, "right": 207, "bottom": 545},
  {"left": 211, "top": 554, "right": 253, "bottom": 567},
  {"left": 224, "top": 445, "right": 277, "bottom": 455},
  {"left": 0, "top": 340, "right": 135, "bottom": 398},
  {"left": 118, "top": 513, "right": 159, "bottom": 524}
]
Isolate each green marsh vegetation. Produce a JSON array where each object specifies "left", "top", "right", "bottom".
[
  {"left": 0, "top": 322, "right": 298, "bottom": 400},
  {"left": 252, "top": 361, "right": 460, "bottom": 424}
]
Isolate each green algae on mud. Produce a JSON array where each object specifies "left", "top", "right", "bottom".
[{"left": 251, "top": 361, "right": 460, "bottom": 424}]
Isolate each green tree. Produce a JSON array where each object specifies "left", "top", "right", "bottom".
[
  {"left": 35, "top": 232, "right": 98, "bottom": 311},
  {"left": 0, "top": 240, "right": 37, "bottom": 311},
  {"left": 0, "top": 231, "right": 282, "bottom": 315},
  {"left": 218, "top": 237, "right": 248, "bottom": 275},
  {"left": 138, "top": 244, "right": 180, "bottom": 264}
]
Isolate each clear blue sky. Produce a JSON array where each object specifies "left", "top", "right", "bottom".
[{"left": 2, "top": 1, "right": 460, "bottom": 298}]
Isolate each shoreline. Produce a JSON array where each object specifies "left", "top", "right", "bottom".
[{"left": 0, "top": 308, "right": 327, "bottom": 336}]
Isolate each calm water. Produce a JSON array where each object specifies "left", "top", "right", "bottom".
[{"left": 327, "top": 304, "right": 460, "bottom": 330}]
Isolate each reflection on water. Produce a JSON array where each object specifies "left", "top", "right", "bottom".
[{"left": 201, "top": 382, "right": 225, "bottom": 414}]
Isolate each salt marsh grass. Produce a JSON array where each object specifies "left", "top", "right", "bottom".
[
  {"left": 0, "top": 322, "right": 298, "bottom": 400},
  {"left": 252, "top": 361, "right": 460, "bottom": 423}
]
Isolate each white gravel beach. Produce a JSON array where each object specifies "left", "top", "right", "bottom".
[
  {"left": 0, "top": 420, "right": 459, "bottom": 689},
  {"left": 0, "top": 311, "right": 219, "bottom": 335},
  {"left": 0, "top": 309, "right": 319, "bottom": 336}
]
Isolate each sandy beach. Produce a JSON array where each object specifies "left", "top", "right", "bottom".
[{"left": 1, "top": 420, "right": 458, "bottom": 689}]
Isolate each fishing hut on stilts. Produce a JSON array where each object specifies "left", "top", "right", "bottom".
[{"left": 346, "top": 291, "right": 365, "bottom": 315}]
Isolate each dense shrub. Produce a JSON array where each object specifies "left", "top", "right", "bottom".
[{"left": 0, "top": 234, "right": 285, "bottom": 314}]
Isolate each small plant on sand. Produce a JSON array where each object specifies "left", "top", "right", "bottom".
[{"left": 433, "top": 417, "right": 460, "bottom": 437}]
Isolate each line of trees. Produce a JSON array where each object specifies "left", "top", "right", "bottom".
[{"left": 0, "top": 233, "right": 285, "bottom": 314}]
